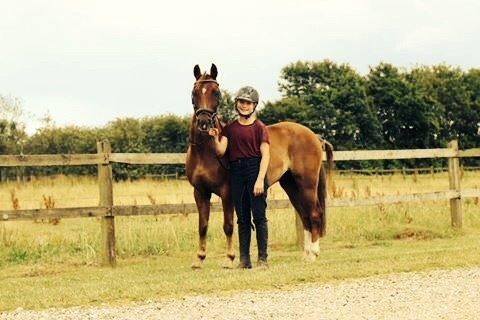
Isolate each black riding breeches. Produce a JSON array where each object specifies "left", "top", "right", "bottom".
[{"left": 230, "top": 157, "right": 268, "bottom": 228}]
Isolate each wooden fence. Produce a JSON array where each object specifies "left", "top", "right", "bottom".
[
  {"left": 1, "top": 140, "right": 479, "bottom": 266},
  {"left": 336, "top": 166, "right": 480, "bottom": 176}
]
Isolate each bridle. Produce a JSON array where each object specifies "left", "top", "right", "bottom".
[
  {"left": 189, "top": 77, "right": 230, "bottom": 171},
  {"left": 194, "top": 108, "right": 217, "bottom": 130},
  {"left": 191, "top": 78, "right": 221, "bottom": 132}
]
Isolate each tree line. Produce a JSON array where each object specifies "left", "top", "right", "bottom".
[
  {"left": 0, "top": 115, "right": 190, "bottom": 180},
  {"left": 259, "top": 61, "right": 479, "bottom": 169},
  {"left": 1, "top": 60, "right": 479, "bottom": 179}
]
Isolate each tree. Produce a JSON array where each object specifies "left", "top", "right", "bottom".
[
  {"left": 25, "top": 125, "right": 100, "bottom": 175},
  {"left": 0, "top": 95, "right": 27, "bottom": 155},
  {"left": 366, "top": 63, "right": 442, "bottom": 150},
  {"left": 142, "top": 115, "right": 189, "bottom": 153},
  {"left": 102, "top": 118, "right": 149, "bottom": 180},
  {"left": 0, "top": 120, "right": 24, "bottom": 154},
  {"left": 141, "top": 115, "right": 190, "bottom": 177},
  {"left": 262, "top": 60, "right": 384, "bottom": 151},
  {"left": 407, "top": 65, "right": 479, "bottom": 150},
  {"left": 463, "top": 68, "right": 480, "bottom": 150},
  {"left": 0, "top": 95, "right": 24, "bottom": 124},
  {"left": 217, "top": 89, "right": 237, "bottom": 123},
  {"left": 259, "top": 96, "right": 313, "bottom": 126}
]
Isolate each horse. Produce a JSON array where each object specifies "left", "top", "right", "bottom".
[{"left": 186, "top": 64, "right": 333, "bottom": 268}]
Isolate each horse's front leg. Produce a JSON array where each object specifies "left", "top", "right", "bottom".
[
  {"left": 220, "top": 185, "right": 235, "bottom": 269},
  {"left": 192, "top": 188, "right": 211, "bottom": 269}
]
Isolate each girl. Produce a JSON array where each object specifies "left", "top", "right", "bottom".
[{"left": 209, "top": 86, "right": 270, "bottom": 269}]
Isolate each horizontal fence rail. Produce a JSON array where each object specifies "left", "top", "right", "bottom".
[
  {"left": 1, "top": 139, "right": 479, "bottom": 266},
  {"left": 0, "top": 154, "right": 107, "bottom": 167},
  {"left": 2, "top": 189, "right": 480, "bottom": 222},
  {"left": 109, "top": 153, "right": 186, "bottom": 165},
  {"left": 1, "top": 148, "right": 479, "bottom": 167}
]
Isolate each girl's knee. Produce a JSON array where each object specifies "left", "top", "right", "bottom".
[{"left": 253, "top": 216, "right": 267, "bottom": 226}]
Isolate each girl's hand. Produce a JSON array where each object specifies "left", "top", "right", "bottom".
[
  {"left": 208, "top": 128, "right": 219, "bottom": 137},
  {"left": 253, "top": 179, "right": 264, "bottom": 196}
]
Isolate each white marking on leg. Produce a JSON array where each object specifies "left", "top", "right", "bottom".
[
  {"left": 304, "top": 230, "right": 312, "bottom": 255},
  {"left": 311, "top": 239, "right": 320, "bottom": 256}
]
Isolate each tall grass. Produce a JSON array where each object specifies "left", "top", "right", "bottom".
[{"left": 0, "top": 171, "right": 479, "bottom": 266}]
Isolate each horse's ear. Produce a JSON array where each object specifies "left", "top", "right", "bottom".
[
  {"left": 194, "top": 65, "right": 201, "bottom": 80},
  {"left": 210, "top": 64, "right": 218, "bottom": 80}
]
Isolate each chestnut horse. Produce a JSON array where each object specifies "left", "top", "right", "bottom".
[{"left": 186, "top": 64, "right": 333, "bottom": 268}]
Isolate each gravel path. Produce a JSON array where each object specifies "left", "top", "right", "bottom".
[{"left": 2, "top": 267, "right": 479, "bottom": 320}]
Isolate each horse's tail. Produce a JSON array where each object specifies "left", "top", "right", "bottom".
[
  {"left": 323, "top": 139, "right": 334, "bottom": 179},
  {"left": 317, "top": 139, "right": 334, "bottom": 237}
]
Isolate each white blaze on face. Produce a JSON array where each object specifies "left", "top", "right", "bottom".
[{"left": 202, "top": 88, "right": 207, "bottom": 95}]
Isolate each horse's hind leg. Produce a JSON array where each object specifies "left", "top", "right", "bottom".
[
  {"left": 298, "top": 180, "right": 323, "bottom": 260},
  {"left": 192, "top": 188, "right": 211, "bottom": 269},
  {"left": 279, "top": 171, "right": 314, "bottom": 259},
  {"left": 281, "top": 170, "right": 323, "bottom": 261},
  {"left": 304, "top": 163, "right": 329, "bottom": 258},
  {"left": 220, "top": 185, "right": 235, "bottom": 269}
]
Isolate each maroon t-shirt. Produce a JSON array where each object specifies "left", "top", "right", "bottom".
[{"left": 223, "top": 119, "right": 270, "bottom": 162}]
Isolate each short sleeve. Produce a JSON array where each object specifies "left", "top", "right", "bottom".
[{"left": 258, "top": 121, "right": 270, "bottom": 144}]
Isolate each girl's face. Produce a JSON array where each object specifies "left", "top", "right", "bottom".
[{"left": 236, "top": 99, "right": 255, "bottom": 115}]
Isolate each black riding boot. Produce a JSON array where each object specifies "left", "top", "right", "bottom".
[
  {"left": 255, "top": 219, "right": 268, "bottom": 265},
  {"left": 238, "top": 222, "right": 252, "bottom": 269}
]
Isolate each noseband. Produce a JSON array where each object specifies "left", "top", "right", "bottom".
[{"left": 195, "top": 108, "right": 217, "bottom": 129}]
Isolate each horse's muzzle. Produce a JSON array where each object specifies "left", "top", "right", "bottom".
[
  {"left": 195, "top": 108, "right": 217, "bottom": 132},
  {"left": 197, "top": 120, "right": 212, "bottom": 132}
]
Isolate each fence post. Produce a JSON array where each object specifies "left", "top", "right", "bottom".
[
  {"left": 295, "top": 211, "right": 304, "bottom": 248},
  {"left": 447, "top": 140, "right": 462, "bottom": 228},
  {"left": 97, "top": 140, "right": 116, "bottom": 266}
]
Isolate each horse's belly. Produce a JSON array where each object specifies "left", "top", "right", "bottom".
[{"left": 266, "top": 140, "right": 290, "bottom": 185}]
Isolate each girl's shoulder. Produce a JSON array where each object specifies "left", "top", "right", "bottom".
[
  {"left": 255, "top": 119, "right": 267, "bottom": 127},
  {"left": 253, "top": 119, "right": 268, "bottom": 133},
  {"left": 222, "top": 119, "right": 238, "bottom": 136},
  {"left": 224, "top": 119, "right": 239, "bottom": 129}
]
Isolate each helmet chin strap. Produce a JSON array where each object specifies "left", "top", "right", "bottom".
[
  {"left": 237, "top": 109, "right": 255, "bottom": 119},
  {"left": 236, "top": 103, "right": 257, "bottom": 119}
]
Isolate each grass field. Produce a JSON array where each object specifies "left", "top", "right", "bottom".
[{"left": 0, "top": 171, "right": 479, "bottom": 311}]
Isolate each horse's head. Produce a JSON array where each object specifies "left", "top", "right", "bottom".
[{"left": 192, "top": 64, "right": 221, "bottom": 132}]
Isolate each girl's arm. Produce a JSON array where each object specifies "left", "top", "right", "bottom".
[
  {"left": 254, "top": 142, "right": 270, "bottom": 196},
  {"left": 208, "top": 128, "right": 228, "bottom": 157}
]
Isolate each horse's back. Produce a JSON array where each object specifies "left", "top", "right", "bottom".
[{"left": 266, "top": 122, "right": 324, "bottom": 184}]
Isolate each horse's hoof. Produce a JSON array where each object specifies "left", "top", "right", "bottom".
[
  {"left": 303, "top": 252, "right": 316, "bottom": 262},
  {"left": 191, "top": 260, "right": 203, "bottom": 269},
  {"left": 311, "top": 240, "right": 320, "bottom": 256},
  {"left": 221, "top": 258, "right": 234, "bottom": 269}
]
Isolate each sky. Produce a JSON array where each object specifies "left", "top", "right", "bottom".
[{"left": 1, "top": 0, "right": 479, "bottom": 134}]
